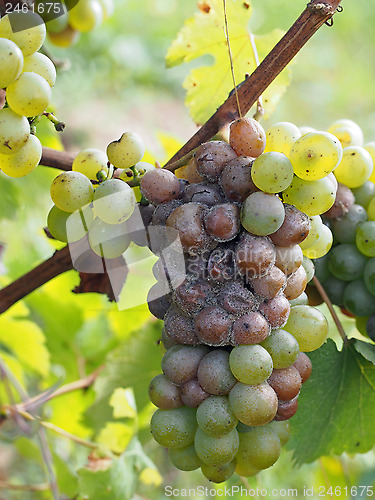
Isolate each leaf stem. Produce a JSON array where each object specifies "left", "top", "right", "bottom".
[
  {"left": 249, "top": 33, "right": 264, "bottom": 121},
  {"left": 223, "top": 0, "right": 242, "bottom": 118},
  {"left": 312, "top": 276, "right": 348, "bottom": 344}
]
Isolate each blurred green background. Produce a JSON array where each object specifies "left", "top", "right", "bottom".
[{"left": 1, "top": 0, "right": 375, "bottom": 498}]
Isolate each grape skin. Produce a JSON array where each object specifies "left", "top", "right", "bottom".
[
  {"left": 69, "top": 0, "right": 104, "bottom": 33},
  {"left": 72, "top": 148, "right": 109, "bottom": 180},
  {"left": 48, "top": 204, "right": 94, "bottom": 243},
  {"left": 334, "top": 146, "right": 373, "bottom": 188},
  {"left": 283, "top": 175, "right": 336, "bottom": 216},
  {"left": 0, "top": 12, "right": 46, "bottom": 56},
  {"left": 51, "top": 171, "right": 94, "bottom": 212},
  {"left": 0, "top": 38, "right": 24, "bottom": 88},
  {"left": 284, "top": 305, "right": 328, "bottom": 352},
  {"left": 241, "top": 192, "right": 285, "bottom": 236},
  {"left": 0, "top": 134, "right": 41, "bottom": 177},
  {"left": 0, "top": 108, "right": 30, "bottom": 155},
  {"left": 93, "top": 179, "right": 136, "bottom": 224},
  {"left": 106, "top": 131, "right": 145, "bottom": 169},
  {"left": 6, "top": 72, "right": 52, "bottom": 117},
  {"left": 229, "top": 117, "right": 266, "bottom": 158},
  {"left": 88, "top": 218, "right": 130, "bottom": 258},
  {"left": 23, "top": 52, "right": 56, "bottom": 87},
  {"left": 251, "top": 151, "right": 294, "bottom": 193}
]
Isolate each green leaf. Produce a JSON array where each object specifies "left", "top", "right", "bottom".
[
  {"left": 110, "top": 388, "right": 137, "bottom": 419},
  {"left": 166, "top": 0, "right": 291, "bottom": 124},
  {"left": 288, "top": 339, "right": 375, "bottom": 464},
  {"left": 0, "top": 174, "right": 20, "bottom": 221},
  {"left": 85, "top": 321, "right": 163, "bottom": 433},
  {"left": 97, "top": 422, "right": 135, "bottom": 454},
  {"left": 0, "top": 316, "right": 50, "bottom": 378},
  {"left": 77, "top": 453, "right": 137, "bottom": 500}
]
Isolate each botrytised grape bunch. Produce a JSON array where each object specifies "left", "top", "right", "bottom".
[
  {"left": 142, "top": 117, "right": 340, "bottom": 482},
  {"left": 305, "top": 119, "right": 375, "bottom": 343},
  {"left": 0, "top": 10, "right": 56, "bottom": 177}
]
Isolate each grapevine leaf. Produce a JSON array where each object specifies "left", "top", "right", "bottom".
[
  {"left": 0, "top": 174, "right": 20, "bottom": 221},
  {"left": 0, "top": 316, "right": 50, "bottom": 377},
  {"left": 110, "top": 387, "right": 137, "bottom": 419},
  {"left": 77, "top": 453, "right": 137, "bottom": 500},
  {"left": 166, "top": 0, "right": 290, "bottom": 124},
  {"left": 354, "top": 339, "right": 375, "bottom": 365},
  {"left": 84, "top": 321, "right": 163, "bottom": 433},
  {"left": 288, "top": 339, "right": 375, "bottom": 464}
]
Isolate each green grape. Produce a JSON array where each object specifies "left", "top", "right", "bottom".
[
  {"left": 356, "top": 221, "right": 375, "bottom": 257},
  {"left": 283, "top": 175, "right": 336, "bottom": 216},
  {"left": 327, "top": 119, "right": 364, "bottom": 148},
  {"left": 50, "top": 171, "right": 94, "bottom": 212},
  {"left": 201, "top": 461, "right": 236, "bottom": 483},
  {"left": 365, "top": 143, "right": 375, "bottom": 183},
  {"left": 134, "top": 161, "right": 155, "bottom": 176},
  {"left": 47, "top": 204, "right": 94, "bottom": 243},
  {"left": 251, "top": 152, "right": 293, "bottom": 193},
  {"left": 332, "top": 204, "right": 367, "bottom": 244},
  {"left": 196, "top": 396, "right": 238, "bottom": 437},
  {"left": 68, "top": 0, "right": 103, "bottom": 32},
  {"left": 312, "top": 254, "right": 331, "bottom": 283},
  {"left": 72, "top": 148, "right": 109, "bottom": 181},
  {"left": 0, "top": 134, "right": 41, "bottom": 177},
  {"left": 302, "top": 224, "right": 333, "bottom": 259},
  {"left": 0, "top": 12, "right": 46, "bottom": 56},
  {"left": 241, "top": 192, "right": 285, "bottom": 236},
  {"left": 98, "top": 0, "right": 114, "bottom": 19},
  {"left": 260, "top": 328, "right": 299, "bottom": 369},
  {"left": 107, "top": 131, "right": 145, "bottom": 169},
  {"left": 93, "top": 179, "right": 136, "bottom": 224},
  {"left": 88, "top": 217, "right": 130, "bottom": 258},
  {"left": 322, "top": 275, "right": 346, "bottom": 306},
  {"left": 351, "top": 181, "right": 375, "bottom": 210},
  {"left": 264, "top": 121, "right": 301, "bottom": 156},
  {"left": 334, "top": 146, "right": 373, "bottom": 188},
  {"left": 328, "top": 243, "right": 368, "bottom": 281},
  {"left": 6, "top": 72, "right": 51, "bottom": 117},
  {"left": 46, "top": 6, "right": 69, "bottom": 33},
  {"left": 235, "top": 426, "right": 281, "bottom": 471},
  {"left": 299, "top": 215, "right": 323, "bottom": 250},
  {"left": 289, "top": 131, "right": 342, "bottom": 181},
  {"left": 169, "top": 444, "right": 202, "bottom": 471},
  {"left": 364, "top": 259, "right": 375, "bottom": 296},
  {"left": 284, "top": 305, "right": 328, "bottom": 352},
  {"left": 0, "top": 108, "right": 30, "bottom": 155},
  {"left": 48, "top": 25, "right": 80, "bottom": 47},
  {"left": 229, "top": 382, "right": 278, "bottom": 427},
  {"left": 268, "top": 420, "right": 290, "bottom": 446},
  {"left": 288, "top": 292, "right": 308, "bottom": 306},
  {"left": 343, "top": 279, "right": 375, "bottom": 317},
  {"left": 355, "top": 316, "right": 369, "bottom": 337},
  {"left": 0, "top": 38, "right": 24, "bottom": 88},
  {"left": 23, "top": 52, "right": 56, "bottom": 87},
  {"left": 229, "top": 345, "right": 273, "bottom": 385},
  {"left": 368, "top": 197, "right": 375, "bottom": 221},
  {"left": 194, "top": 427, "right": 239, "bottom": 466},
  {"left": 150, "top": 407, "right": 197, "bottom": 449},
  {"left": 302, "top": 256, "right": 315, "bottom": 283}
]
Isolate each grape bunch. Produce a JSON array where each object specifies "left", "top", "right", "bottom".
[
  {"left": 47, "top": 131, "right": 152, "bottom": 259},
  {"left": 305, "top": 119, "right": 375, "bottom": 342},
  {"left": 0, "top": 10, "right": 56, "bottom": 177},
  {"left": 141, "top": 117, "right": 337, "bottom": 482},
  {"left": 45, "top": 0, "right": 114, "bottom": 48}
]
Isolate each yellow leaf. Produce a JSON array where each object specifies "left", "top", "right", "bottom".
[
  {"left": 139, "top": 467, "right": 162, "bottom": 487},
  {"left": 109, "top": 388, "right": 137, "bottom": 419},
  {"left": 166, "top": 0, "right": 291, "bottom": 124},
  {"left": 97, "top": 422, "right": 134, "bottom": 454},
  {"left": 0, "top": 317, "right": 50, "bottom": 377}
]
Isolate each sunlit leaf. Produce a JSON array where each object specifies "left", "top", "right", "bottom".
[{"left": 110, "top": 387, "right": 137, "bottom": 419}]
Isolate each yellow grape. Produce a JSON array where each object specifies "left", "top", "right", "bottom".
[
  {"left": 302, "top": 224, "right": 333, "bottom": 259},
  {"left": 73, "top": 148, "right": 109, "bottom": 180},
  {"left": 289, "top": 131, "right": 342, "bottom": 181},
  {"left": 0, "top": 134, "right": 41, "bottom": 177},
  {"left": 0, "top": 108, "right": 30, "bottom": 155},
  {"left": 264, "top": 121, "right": 301, "bottom": 157},
  {"left": 46, "top": 7, "right": 69, "bottom": 34},
  {"left": 299, "top": 215, "right": 323, "bottom": 250},
  {"left": 283, "top": 175, "right": 336, "bottom": 216},
  {"left": 48, "top": 26, "right": 80, "bottom": 47},
  {"left": 0, "top": 12, "right": 46, "bottom": 56},
  {"left": 69, "top": 0, "right": 103, "bottom": 32},
  {"left": 107, "top": 131, "right": 145, "bottom": 169},
  {"left": 367, "top": 197, "right": 375, "bottom": 221},
  {"left": 334, "top": 146, "right": 373, "bottom": 188},
  {"left": 364, "top": 142, "right": 375, "bottom": 183},
  {"left": 0, "top": 38, "right": 24, "bottom": 88},
  {"left": 51, "top": 171, "right": 94, "bottom": 212},
  {"left": 251, "top": 152, "right": 294, "bottom": 193},
  {"left": 23, "top": 52, "right": 56, "bottom": 87},
  {"left": 6, "top": 72, "right": 51, "bottom": 117},
  {"left": 327, "top": 118, "right": 364, "bottom": 148}
]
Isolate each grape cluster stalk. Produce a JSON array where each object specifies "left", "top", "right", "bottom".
[{"left": 139, "top": 117, "right": 346, "bottom": 482}]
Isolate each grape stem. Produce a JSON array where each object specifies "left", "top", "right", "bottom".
[
  {"left": 312, "top": 276, "right": 349, "bottom": 344},
  {"left": 3, "top": 0, "right": 342, "bottom": 313}
]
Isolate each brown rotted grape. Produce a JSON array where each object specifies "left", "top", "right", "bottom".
[
  {"left": 267, "top": 366, "right": 302, "bottom": 401},
  {"left": 259, "top": 294, "right": 290, "bottom": 329},
  {"left": 275, "top": 397, "right": 298, "bottom": 421},
  {"left": 249, "top": 266, "right": 287, "bottom": 299},
  {"left": 235, "top": 233, "right": 276, "bottom": 279},
  {"left": 231, "top": 311, "right": 270, "bottom": 345},
  {"left": 204, "top": 203, "right": 240, "bottom": 242},
  {"left": 194, "top": 141, "right": 238, "bottom": 182},
  {"left": 293, "top": 352, "right": 312, "bottom": 383},
  {"left": 270, "top": 204, "right": 311, "bottom": 246},
  {"left": 164, "top": 306, "right": 199, "bottom": 345},
  {"left": 284, "top": 265, "right": 307, "bottom": 300},
  {"left": 229, "top": 117, "right": 266, "bottom": 158},
  {"left": 173, "top": 279, "right": 213, "bottom": 316},
  {"left": 217, "top": 281, "right": 257, "bottom": 315},
  {"left": 184, "top": 182, "right": 225, "bottom": 206},
  {"left": 161, "top": 344, "right": 210, "bottom": 385},
  {"left": 195, "top": 305, "right": 232, "bottom": 346},
  {"left": 323, "top": 182, "right": 355, "bottom": 219},
  {"left": 220, "top": 156, "right": 258, "bottom": 203},
  {"left": 275, "top": 244, "right": 303, "bottom": 275},
  {"left": 181, "top": 379, "right": 210, "bottom": 408},
  {"left": 140, "top": 169, "right": 180, "bottom": 205},
  {"left": 148, "top": 374, "right": 183, "bottom": 409}
]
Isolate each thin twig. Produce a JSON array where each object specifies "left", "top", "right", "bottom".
[
  {"left": 249, "top": 33, "right": 264, "bottom": 121},
  {"left": 163, "top": 148, "right": 197, "bottom": 172},
  {"left": 313, "top": 276, "right": 348, "bottom": 343},
  {"left": 223, "top": 0, "right": 242, "bottom": 118},
  {"left": 0, "top": 480, "right": 49, "bottom": 492}
]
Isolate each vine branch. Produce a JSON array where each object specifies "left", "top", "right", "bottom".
[{"left": 0, "top": 0, "right": 343, "bottom": 314}]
